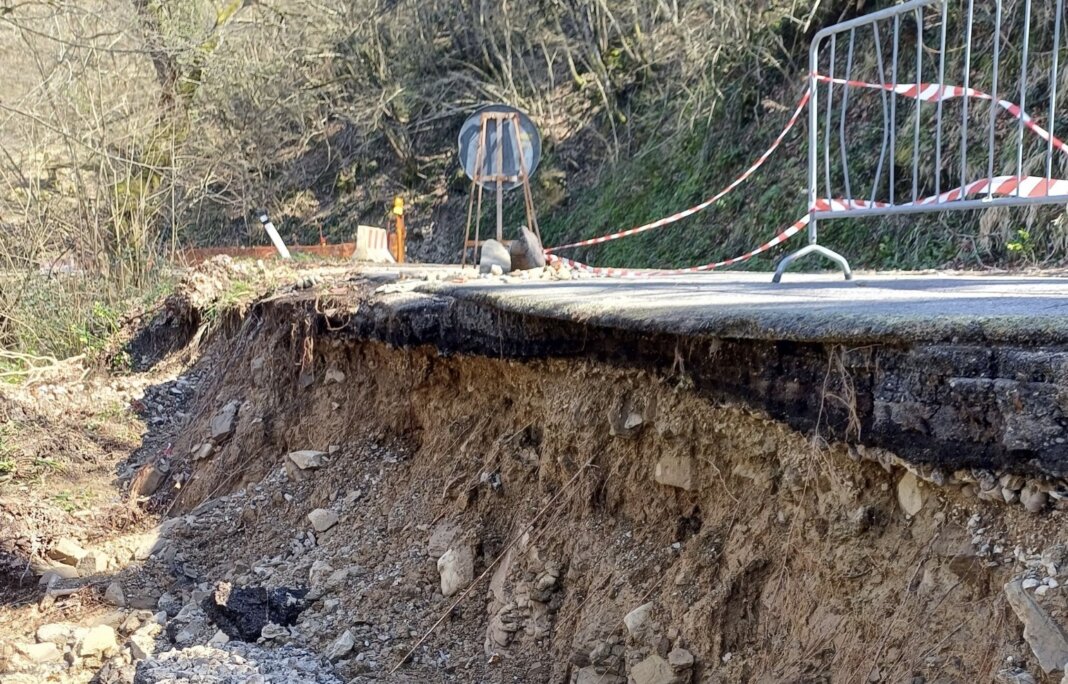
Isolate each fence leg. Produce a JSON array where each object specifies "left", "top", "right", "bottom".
[{"left": 772, "top": 244, "right": 853, "bottom": 283}]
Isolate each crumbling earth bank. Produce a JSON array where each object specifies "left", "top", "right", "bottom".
[
  {"left": 153, "top": 300, "right": 1068, "bottom": 684},
  {"left": 5, "top": 274, "right": 1068, "bottom": 684}
]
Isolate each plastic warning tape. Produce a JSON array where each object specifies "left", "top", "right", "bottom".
[
  {"left": 544, "top": 75, "right": 1068, "bottom": 277},
  {"left": 813, "top": 75, "right": 1068, "bottom": 154},
  {"left": 553, "top": 175, "right": 1068, "bottom": 277},
  {"left": 542, "top": 89, "right": 812, "bottom": 254}
]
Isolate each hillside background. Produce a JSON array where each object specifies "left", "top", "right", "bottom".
[{"left": 1, "top": 0, "right": 1066, "bottom": 357}]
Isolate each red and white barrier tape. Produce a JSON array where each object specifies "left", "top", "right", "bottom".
[
  {"left": 544, "top": 75, "right": 1068, "bottom": 277},
  {"left": 814, "top": 75, "right": 1068, "bottom": 155},
  {"left": 553, "top": 174, "right": 1067, "bottom": 277},
  {"left": 543, "top": 89, "right": 811, "bottom": 254}
]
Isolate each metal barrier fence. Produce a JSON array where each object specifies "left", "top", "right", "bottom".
[{"left": 774, "top": 0, "right": 1068, "bottom": 281}]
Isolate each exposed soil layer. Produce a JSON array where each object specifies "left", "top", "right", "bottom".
[{"left": 4, "top": 264, "right": 1068, "bottom": 684}]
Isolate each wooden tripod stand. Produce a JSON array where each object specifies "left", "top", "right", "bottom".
[{"left": 461, "top": 111, "right": 541, "bottom": 267}]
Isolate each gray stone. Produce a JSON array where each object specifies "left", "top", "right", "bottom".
[
  {"left": 77, "top": 551, "right": 107, "bottom": 575},
  {"left": 308, "top": 508, "right": 339, "bottom": 532},
  {"left": 624, "top": 603, "right": 654, "bottom": 640},
  {"left": 667, "top": 647, "right": 694, "bottom": 670},
  {"left": 509, "top": 227, "right": 546, "bottom": 271},
  {"left": 288, "top": 450, "right": 326, "bottom": 470},
  {"left": 209, "top": 400, "right": 240, "bottom": 443},
  {"left": 654, "top": 455, "right": 695, "bottom": 491},
  {"left": 479, "top": 239, "right": 511, "bottom": 275},
  {"left": 631, "top": 653, "right": 685, "bottom": 684},
  {"left": 437, "top": 546, "right": 474, "bottom": 597},
  {"left": 38, "top": 564, "right": 79, "bottom": 586},
  {"left": 1004, "top": 579, "right": 1068, "bottom": 673},
  {"left": 427, "top": 520, "right": 460, "bottom": 560},
  {"left": 897, "top": 471, "right": 925, "bottom": 516},
  {"left": 1021, "top": 486, "right": 1049, "bottom": 514},
  {"left": 573, "top": 666, "right": 625, "bottom": 684},
  {"left": 193, "top": 443, "right": 215, "bottom": 461},
  {"left": 325, "top": 630, "right": 355, "bottom": 662},
  {"left": 104, "top": 581, "right": 126, "bottom": 607}
]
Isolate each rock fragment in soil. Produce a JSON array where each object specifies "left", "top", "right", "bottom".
[
  {"left": 897, "top": 471, "right": 925, "bottom": 516},
  {"left": 47, "top": 538, "right": 87, "bottom": 566},
  {"left": 200, "top": 582, "right": 309, "bottom": 642},
  {"left": 209, "top": 399, "right": 240, "bottom": 443},
  {"left": 437, "top": 545, "right": 475, "bottom": 597},
  {"left": 1004, "top": 578, "right": 1068, "bottom": 673},
  {"left": 308, "top": 508, "right": 339, "bottom": 532}
]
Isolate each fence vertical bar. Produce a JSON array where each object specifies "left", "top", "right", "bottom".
[
  {"left": 987, "top": 0, "right": 1002, "bottom": 198},
  {"left": 840, "top": 29, "right": 856, "bottom": 204},
  {"left": 1047, "top": 0, "right": 1064, "bottom": 194},
  {"left": 824, "top": 35, "right": 836, "bottom": 202},
  {"left": 871, "top": 21, "right": 891, "bottom": 203},
  {"left": 890, "top": 14, "right": 900, "bottom": 205},
  {"left": 913, "top": 6, "right": 923, "bottom": 202},
  {"left": 934, "top": 0, "right": 948, "bottom": 202},
  {"left": 1017, "top": 0, "right": 1032, "bottom": 196},
  {"left": 809, "top": 35, "right": 822, "bottom": 247},
  {"left": 960, "top": 0, "right": 975, "bottom": 198}
]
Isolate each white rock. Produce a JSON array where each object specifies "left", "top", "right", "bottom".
[
  {"left": 1021, "top": 486, "right": 1049, "bottom": 514},
  {"left": 325, "top": 368, "right": 346, "bottom": 384},
  {"left": 47, "top": 539, "right": 87, "bottom": 565},
  {"left": 36, "top": 622, "right": 75, "bottom": 645},
  {"left": 208, "top": 630, "right": 230, "bottom": 646},
  {"left": 1023, "top": 578, "right": 1041, "bottom": 590},
  {"left": 897, "top": 471, "right": 925, "bottom": 516},
  {"left": 288, "top": 450, "right": 326, "bottom": 470},
  {"left": 308, "top": 508, "right": 339, "bottom": 532},
  {"left": 437, "top": 546, "right": 474, "bottom": 597},
  {"left": 76, "top": 624, "right": 118, "bottom": 657},
  {"left": 14, "top": 641, "right": 61, "bottom": 664}
]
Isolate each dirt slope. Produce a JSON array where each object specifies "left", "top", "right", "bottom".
[{"left": 3, "top": 260, "right": 1068, "bottom": 684}]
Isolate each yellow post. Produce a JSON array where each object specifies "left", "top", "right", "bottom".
[{"left": 391, "top": 196, "right": 406, "bottom": 264}]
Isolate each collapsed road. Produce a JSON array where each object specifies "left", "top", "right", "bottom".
[{"left": 4, "top": 258, "right": 1068, "bottom": 684}]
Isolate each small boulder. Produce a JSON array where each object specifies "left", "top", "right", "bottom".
[
  {"left": 897, "top": 471, "right": 925, "bottom": 516},
  {"left": 131, "top": 463, "right": 168, "bottom": 497},
  {"left": 1021, "top": 485, "right": 1048, "bottom": 514},
  {"left": 209, "top": 400, "right": 240, "bottom": 443},
  {"left": 624, "top": 603, "right": 655, "bottom": 640},
  {"left": 479, "top": 239, "right": 511, "bottom": 274},
  {"left": 104, "top": 581, "right": 126, "bottom": 607},
  {"left": 14, "top": 642, "right": 61, "bottom": 664},
  {"left": 325, "top": 629, "right": 355, "bottom": 662},
  {"left": 77, "top": 551, "right": 108, "bottom": 575},
  {"left": 193, "top": 443, "right": 215, "bottom": 461},
  {"left": 509, "top": 227, "right": 546, "bottom": 271},
  {"left": 1004, "top": 579, "right": 1068, "bottom": 673},
  {"left": 308, "top": 508, "right": 339, "bottom": 532},
  {"left": 437, "top": 546, "right": 475, "bottom": 597},
  {"left": 288, "top": 450, "right": 326, "bottom": 471},
  {"left": 38, "top": 564, "right": 79, "bottom": 586},
  {"left": 76, "top": 624, "right": 118, "bottom": 658},
  {"left": 47, "top": 539, "right": 87, "bottom": 566},
  {"left": 630, "top": 653, "right": 683, "bottom": 684},
  {"left": 654, "top": 455, "right": 696, "bottom": 491},
  {"left": 36, "top": 622, "right": 75, "bottom": 645}
]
